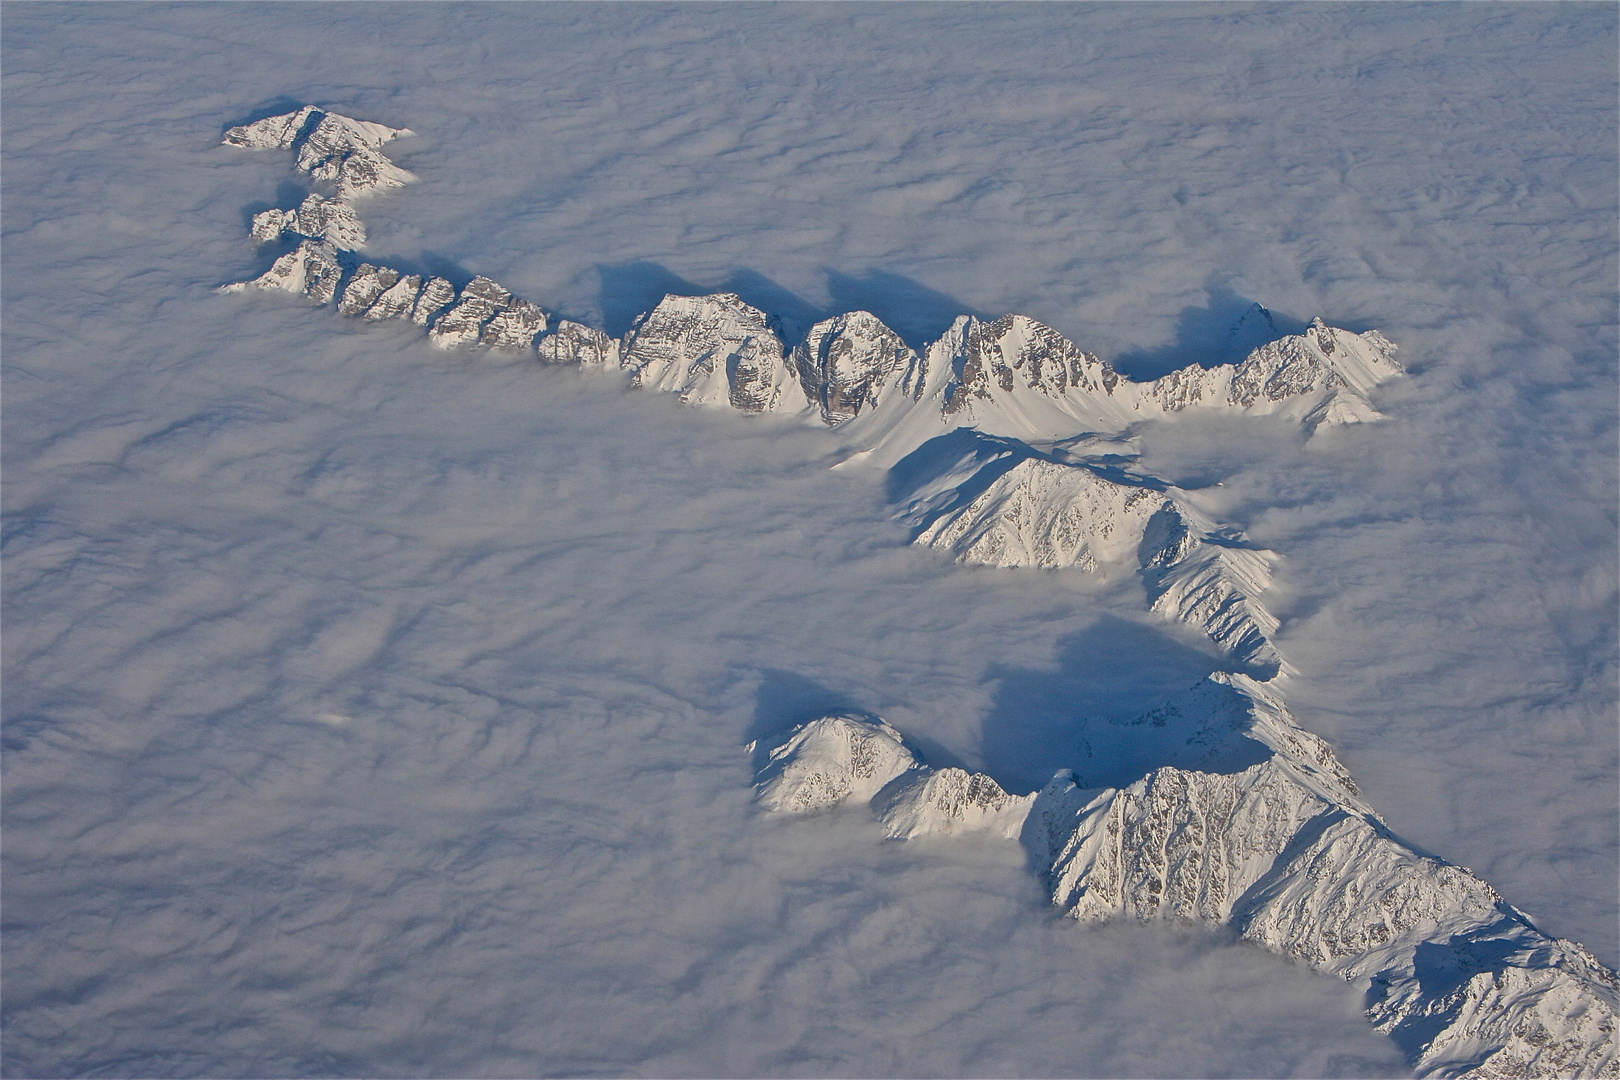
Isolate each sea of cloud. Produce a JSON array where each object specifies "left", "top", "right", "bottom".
[{"left": 2, "top": 4, "right": 1614, "bottom": 1077}]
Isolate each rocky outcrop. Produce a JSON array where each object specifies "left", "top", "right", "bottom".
[
  {"left": 226, "top": 106, "right": 415, "bottom": 197},
  {"left": 619, "top": 293, "right": 806, "bottom": 413},
  {"left": 410, "top": 277, "right": 457, "bottom": 327},
  {"left": 221, "top": 239, "right": 343, "bottom": 305},
  {"left": 538, "top": 320, "right": 620, "bottom": 367},
  {"left": 876, "top": 767, "right": 1032, "bottom": 840},
  {"left": 426, "top": 277, "right": 548, "bottom": 351},
  {"left": 792, "top": 311, "right": 918, "bottom": 424},
  {"left": 336, "top": 263, "right": 401, "bottom": 316},
  {"left": 364, "top": 273, "right": 424, "bottom": 322},
  {"left": 250, "top": 192, "right": 366, "bottom": 249}
]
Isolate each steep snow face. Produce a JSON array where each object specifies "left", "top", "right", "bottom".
[
  {"left": 750, "top": 714, "right": 920, "bottom": 814},
  {"left": 619, "top": 293, "right": 806, "bottom": 414},
  {"left": 890, "top": 430, "right": 1284, "bottom": 673},
  {"left": 791, "top": 311, "right": 917, "bottom": 425},
  {"left": 898, "top": 437, "right": 1167, "bottom": 573},
  {"left": 755, "top": 680, "right": 1620, "bottom": 1079}
]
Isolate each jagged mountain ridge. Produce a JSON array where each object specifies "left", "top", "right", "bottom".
[
  {"left": 219, "top": 108, "right": 1403, "bottom": 466},
  {"left": 753, "top": 683, "right": 1620, "bottom": 1080}
]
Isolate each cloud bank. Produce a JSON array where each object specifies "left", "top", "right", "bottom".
[{"left": 3, "top": 4, "right": 1614, "bottom": 1076}]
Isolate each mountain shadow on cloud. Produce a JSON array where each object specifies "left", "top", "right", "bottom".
[
  {"left": 719, "top": 269, "right": 825, "bottom": 346},
  {"left": 1112, "top": 285, "right": 1308, "bottom": 381},
  {"left": 976, "top": 619, "right": 1258, "bottom": 796},
  {"left": 597, "top": 261, "right": 706, "bottom": 338},
  {"left": 597, "top": 262, "right": 988, "bottom": 355},
  {"left": 825, "top": 269, "right": 992, "bottom": 353}
]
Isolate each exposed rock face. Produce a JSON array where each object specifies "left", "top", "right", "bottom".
[
  {"left": 224, "top": 106, "right": 414, "bottom": 198},
  {"left": 364, "top": 274, "right": 423, "bottom": 322},
  {"left": 754, "top": 678, "right": 1620, "bottom": 1078},
  {"left": 428, "top": 277, "right": 547, "bottom": 351},
  {"left": 479, "top": 301, "right": 548, "bottom": 350},
  {"left": 410, "top": 277, "right": 456, "bottom": 327},
  {"left": 222, "top": 105, "right": 320, "bottom": 150},
  {"left": 620, "top": 293, "right": 806, "bottom": 413},
  {"left": 792, "top": 311, "right": 917, "bottom": 424},
  {"left": 941, "top": 313, "right": 1119, "bottom": 417},
  {"left": 1129, "top": 316, "right": 1402, "bottom": 431},
  {"left": 890, "top": 429, "right": 1284, "bottom": 673},
  {"left": 836, "top": 312, "right": 1402, "bottom": 467},
  {"left": 337, "top": 263, "right": 401, "bottom": 317},
  {"left": 538, "top": 320, "right": 620, "bottom": 367},
  {"left": 250, "top": 192, "right": 366, "bottom": 249},
  {"left": 750, "top": 714, "right": 920, "bottom": 814},
  {"left": 294, "top": 112, "right": 415, "bottom": 197}
]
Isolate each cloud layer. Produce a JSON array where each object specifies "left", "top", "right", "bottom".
[{"left": 3, "top": 5, "right": 1614, "bottom": 1076}]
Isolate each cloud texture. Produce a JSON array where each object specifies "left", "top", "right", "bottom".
[{"left": 3, "top": 5, "right": 1614, "bottom": 1076}]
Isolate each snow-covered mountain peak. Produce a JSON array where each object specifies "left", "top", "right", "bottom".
[
  {"left": 792, "top": 310, "right": 917, "bottom": 425},
  {"left": 877, "top": 767, "right": 1033, "bottom": 840},
  {"left": 750, "top": 713, "right": 921, "bottom": 814},
  {"left": 224, "top": 106, "right": 414, "bottom": 197},
  {"left": 250, "top": 192, "right": 366, "bottom": 249},
  {"left": 620, "top": 293, "right": 806, "bottom": 413},
  {"left": 889, "top": 429, "right": 1286, "bottom": 673}
]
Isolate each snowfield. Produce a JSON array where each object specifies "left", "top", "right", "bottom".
[{"left": 4, "top": 6, "right": 1616, "bottom": 1078}]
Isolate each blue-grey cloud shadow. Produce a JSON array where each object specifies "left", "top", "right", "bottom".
[
  {"left": 597, "top": 262, "right": 705, "bottom": 338},
  {"left": 977, "top": 618, "right": 1259, "bottom": 795},
  {"left": 1112, "top": 286, "right": 1308, "bottom": 381},
  {"left": 597, "top": 262, "right": 985, "bottom": 353},
  {"left": 825, "top": 269, "right": 992, "bottom": 353}
]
